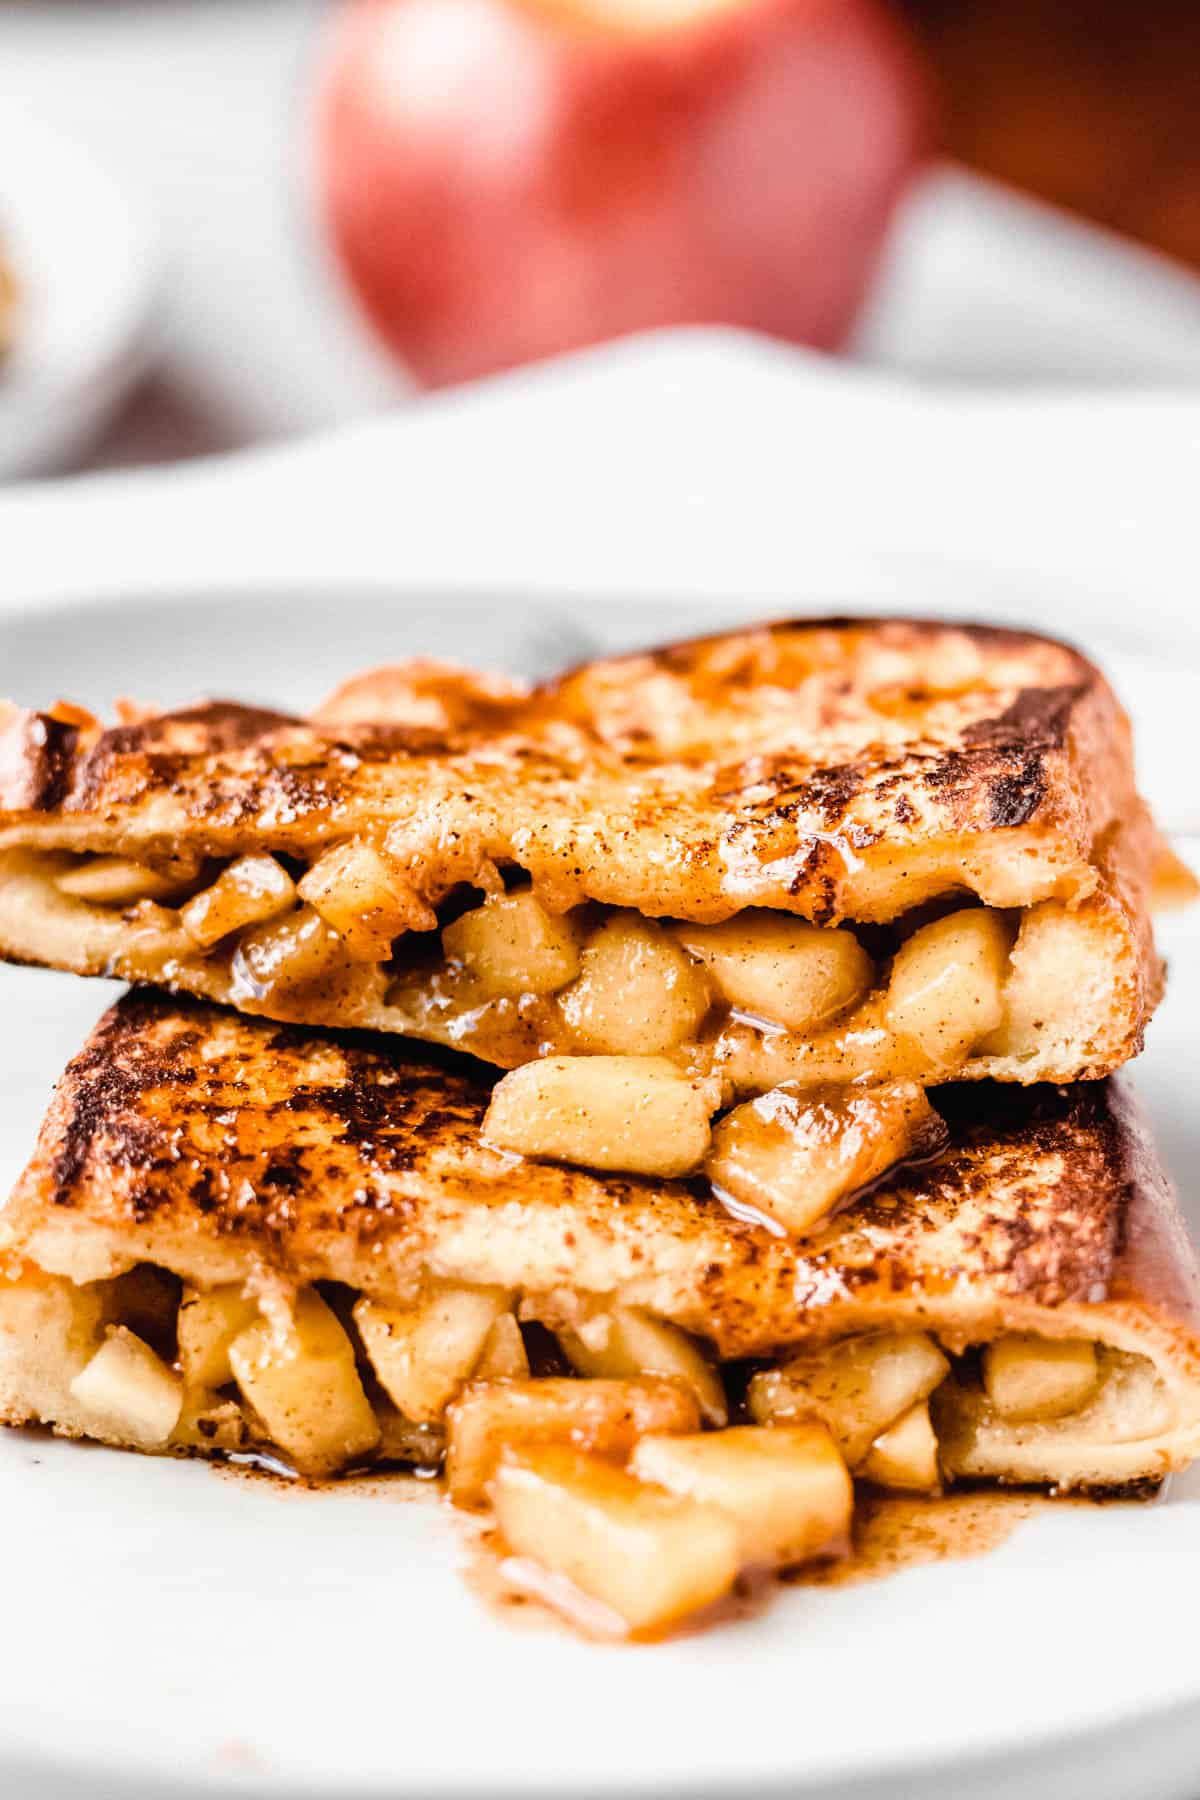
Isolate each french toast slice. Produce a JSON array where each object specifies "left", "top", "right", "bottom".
[
  {"left": 2, "top": 991, "right": 1198, "bottom": 1498},
  {"left": 0, "top": 620, "right": 1186, "bottom": 1183}
]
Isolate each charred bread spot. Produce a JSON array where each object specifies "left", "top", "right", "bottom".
[{"left": 963, "top": 685, "right": 1085, "bottom": 751}]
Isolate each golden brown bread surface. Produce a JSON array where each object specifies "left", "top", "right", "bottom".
[
  {"left": 3, "top": 990, "right": 1195, "bottom": 1351},
  {"left": 0, "top": 618, "right": 1161, "bottom": 922},
  {"left": 4, "top": 993, "right": 1200, "bottom": 1487},
  {"left": 0, "top": 618, "right": 1175, "bottom": 1081}
]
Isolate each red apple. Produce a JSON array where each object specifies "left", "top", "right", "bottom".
[{"left": 318, "top": 0, "right": 930, "bottom": 387}]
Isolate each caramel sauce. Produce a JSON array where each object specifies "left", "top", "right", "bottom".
[
  {"left": 458, "top": 1486, "right": 1119, "bottom": 1640},
  {"left": 790, "top": 1487, "right": 1085, "bottom": 1588},
  {"left": 209, "top": 1455, "right": 1143, "bottom": 1639},
  {"left": 209, "top": 1459, "right": 443, "bottom": 1502}
]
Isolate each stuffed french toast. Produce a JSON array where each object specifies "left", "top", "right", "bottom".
[{"left": 2, "top": 992, "right": 1198, "bottom": 1636}]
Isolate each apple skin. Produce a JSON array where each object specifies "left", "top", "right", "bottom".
[{"left": 318, "top": 0, "right": 930, "bottom": 387}]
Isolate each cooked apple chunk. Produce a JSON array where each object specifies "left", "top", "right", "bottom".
[
  {"left": 121, "top": 901, "right": 197, "bottom": 978},
  {"left": 231, "top": 905, "right": 359, "bottom": 1005},
  {"left": 442, "top": 890, "right": 583, "bottom": 997},
  {"left": 55, "top": 855, "right": 187, "bottom": 905},
  {"left": 445, "top": 1375, "right": 699, "bottom": 1506},
  {"left": 228, "top": 1288, "right": 379, "bottom": 1477},
  {"left": 631, "top": 1423, "right": 851, "bottom": 1568},
  {"left": 474, "top": 1312, "right": 529, "bottom": 1380},
  {"left": 297, "top": 840, "right": 413, "bottom": 961},
  {"left": 861, "top": 1401, "right": 940, "bottom": 1491},
  {"left": 558, "top": 913, "right": 711, "bottom": 1055},
  {"left": 714, "top": 995, "right": 935, "bottom": 1096},
  {"left": 557, "top": 1307, "right": 728, "bottom": 1426},
  {"left": 353, "top": 1283, "right": 511, "bottom": 1423},
  {"left": 983, "top": 1335, "right": 1100, "bottom": 1422},
  {"left": 748, "top": 1332, "right": 950, "bottom": 1467},
  {"left": 482, "top": 1056, "right": 713, "bottom": 1178},
  {"left": 0, "top": 1268, "right": 109, "bottom": 1422},
  {"left": 70, "top": 1326, "right": 183, "bottom": 1451},
  {"left": 180, "top": 853, "right": 296, "bottom": 948},
  {"left": 706, "top": 1078, "right": 945, "bottom": 1237},
  {"left": 885, "top": 908, "right": 1014, "bottom": 1071},
  {"left": 672, "top": 913, "right": 871, "bottom": 1033},
  {"left": 177, "top": 1284, "right": 260, "bottom": 1388},
  {"left": 491, "top": 1446, "right": 740, "bottom": 1636}
]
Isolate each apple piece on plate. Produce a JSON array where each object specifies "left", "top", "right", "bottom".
[
  {"left": 491, "top": 1445, "right": 740, "bottom": 1635},
  {"left": 318, "top": 0, "right": 929, "bottom": 386},
  {"left": 445, "top": 1374, "right": 699, "bottom": 1505},
  {"left": 631, "top": 1422, "right": 852, "bottom": 1567}
]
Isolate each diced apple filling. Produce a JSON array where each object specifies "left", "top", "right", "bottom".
[
  {"left": 748, "top": 1332, "right": 950, "bottom": 1467},
  {"left": 353, "top": 1283, "right": 512, "bottom": 1423},
  {"left": 631, "top": 1423, "right": 852, "bottom": 1568},
  {"left": 55, "top": 854, "right": 192, "bottom": 905},
  {"left": 227, "top": 1288, "right": 380, "bottom": 1478},
  {"left": 491, "top": 1446, "right": 741, "bottom": 1636},
  {"left": 298, "top": 841, "right": 416, "bottom": 961},
  {"left": 705, "top": 1078, "right": 945, "bottom": 1237},
  {"left": 180, "top": 853, "right": 296, "bottom": 948},
  {"left": 474, "top": 1312, "right": 530, "bottom": 1380},
  {"left": 70, "top": 1326, "right": 183, "bottom": 1451},
  {"left": 983, "top": 1335, "right": 1100, "bottom": 1422},
  {"left": 231, "top": 905, "right": 361, "bottom": 1005},
  {"left": 558, "top": 914, "right": 712, "bottom": 1054},
  {"left": 861, "top": 1401, "right": 940, "bottom": 1492},
  {"left": 445, "top": 1376, "right": 701, "bottom": 1506},
  {"left": 49, "top": 847, "right": 1034, "bottom": 1155},
  {"left": 442, "top": 889, "right": 583, "bottom": 996},
  {"left": 672, "top": 914, "right": 871, "bottom": 1033},
  {"left": 885, "top": 909, "right": 1014, "bottom": 1072},
  {"left": 556, "top": 1306, "right": 728, "bottom": 1425},
  {"left": 482, "top": 1055, "right": 715, "bottom": 1178},
  {"left": 2, "top": 1261, "right": 1135, "bottom": 1629},
  {"left": 177, "top": 1284, "right": 260, "bottom": 1388}
]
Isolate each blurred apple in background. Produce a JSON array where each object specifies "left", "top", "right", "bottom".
[{"left": 319, "top": 0, "right": 930, "bottom": 388}]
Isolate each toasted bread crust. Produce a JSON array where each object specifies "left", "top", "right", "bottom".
[
  {"left": 5, "top": 994, "right": 1200, "bottom": 1488},
  {"left": 0, "top": 619, "right": 1156, "bottom": 925},
  {"left": 0, "top": 620, "right": 1171, "bottom": 1079},
  {"left": 4, "top": 992, "right": 1197, "bottom": 1361}
]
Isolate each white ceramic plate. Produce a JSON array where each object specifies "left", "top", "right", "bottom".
[
  {"left": 0, "top": 587, "right": 1198, "bottom": 1800},
  {"left": 0, "top": 110, "right": 159, "bottom": 481}
]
